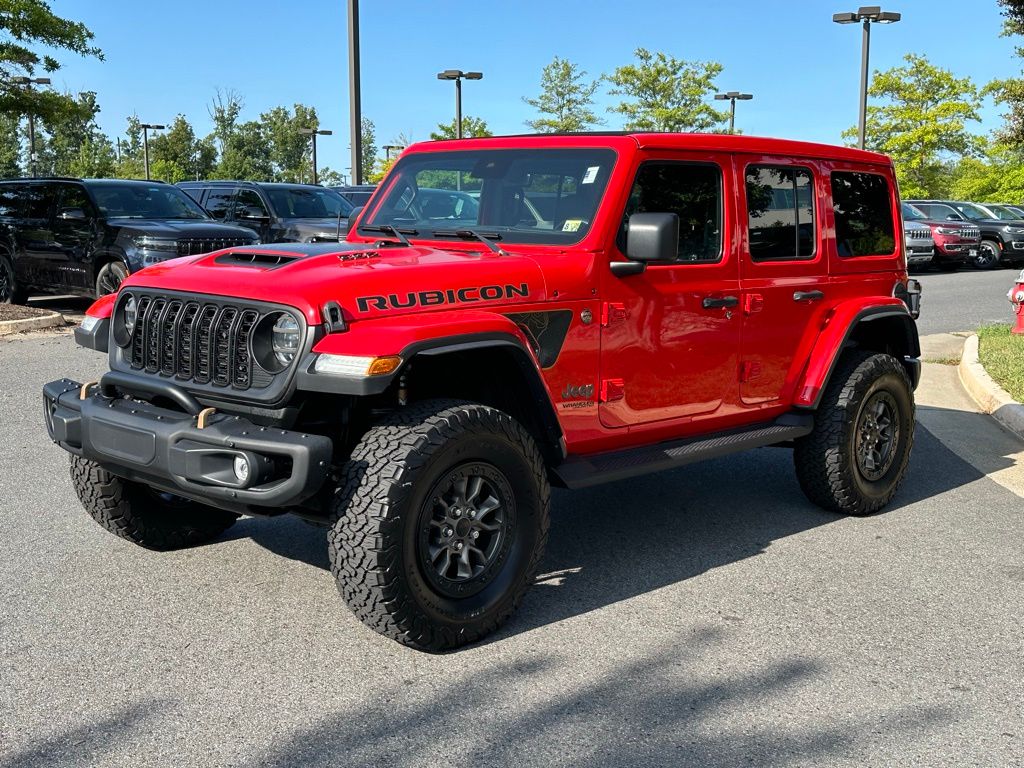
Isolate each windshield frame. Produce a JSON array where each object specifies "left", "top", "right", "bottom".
[
  {"left": 358, "top": 147, "right": 619, "bottom": 247},
  {"left": 263, "top": 185, "right": 353, "bottom": 220},
  {"left": 86, "top": 182, "right": 211, "bottom": 220}
]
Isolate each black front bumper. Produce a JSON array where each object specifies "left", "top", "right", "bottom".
[{"left": 43, "top": 377, "right": 332, "bottom": 512}]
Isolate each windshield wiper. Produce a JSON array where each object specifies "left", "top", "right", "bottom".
[
  {"left": 359, "top": 224, "right": 417, "bottom": 247},
  {"left": 432, "top": 228, "right": 508, "bottom": 256}
]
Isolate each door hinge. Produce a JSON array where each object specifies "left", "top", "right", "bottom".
[
  {"left": 740, "top": 361, "right": 763, "bottom": 383},
  {"left": 601, "top": 302, "right": 627, "bottom": 327},
  {"left": 744, "top": 293, "right": 764, "bottom": 315},
  {"left": 600, "top": 378, "right": 625, "bottom": 402}
]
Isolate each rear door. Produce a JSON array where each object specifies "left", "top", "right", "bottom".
[
  {"left": 599, "top": 152, "right": 741, "bottom": 429},
  {"left": 15, "top": 182, "right": 59, "bottom": 288},
  {"left": 738, "top": 158, "right": 830, "bottom": 405}
]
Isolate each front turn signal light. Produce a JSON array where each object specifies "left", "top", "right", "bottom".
[{"left": 313, "top": 354, "right": 402, "bottom": 377}]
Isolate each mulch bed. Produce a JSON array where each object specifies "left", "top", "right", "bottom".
[{"left": 0, "top": 304, "right": 57, "bottom": 322}]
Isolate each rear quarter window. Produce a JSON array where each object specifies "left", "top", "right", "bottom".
[{"left": 831, "top": 171, "right": 896, "bottom": 257}]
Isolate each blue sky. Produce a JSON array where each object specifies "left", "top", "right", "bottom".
[{"left": 44, "top": 0, "right": 1019, "bottom": 177}]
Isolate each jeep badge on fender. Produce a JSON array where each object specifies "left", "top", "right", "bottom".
[{"left": 44, "top": 132, "right": 920, "bottom": 652}]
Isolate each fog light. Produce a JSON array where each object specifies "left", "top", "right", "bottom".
[{"left": 232, "top": 455, "right": 250, "bottom": 484}]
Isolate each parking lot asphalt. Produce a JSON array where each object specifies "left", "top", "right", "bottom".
[{"left": 2, "top": 318, "right": 1023, "bottom": 767}]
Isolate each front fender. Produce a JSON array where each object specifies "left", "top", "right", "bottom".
[
  {"left": 295, "top": 309, "right": 540, "bottom": 396},
  {"left": 794, "top": 298, "right": 918, "bottom": 408}
]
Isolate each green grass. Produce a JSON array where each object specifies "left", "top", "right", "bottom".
[{"left": 977, "top": 324, "right": 1024, "bottom": 401}]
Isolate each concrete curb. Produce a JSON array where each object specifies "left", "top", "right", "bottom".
[
  {"left": 958, "top": 333, "right": 1024, "bottom": 440},
  {"left": 0, "top": 310, "right": 66, "bottom": 336}
]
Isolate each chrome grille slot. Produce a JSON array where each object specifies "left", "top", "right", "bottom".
[{"left": 177, "top": 238, "right": 253, "bottom": 257}]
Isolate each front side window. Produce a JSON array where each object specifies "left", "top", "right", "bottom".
[
  {"left": 831, "top": 171, "right": 896, "bottom": 257},
  {"left": 622, "top": 162, "right": 722, "bottom": 263},
  {"left": 265, "top": 186, "right": 352, "bottom": 219},
  {"left": 361, "top": 148, "right": 616, "bottom": 245},
  {"left": 203, "top": 189, "right": 236, "bottom": 219},
  {"left": 22, "top": 183, "right": 58, "bottom": 220},
  {"left": 56, "top": 184, "right": 94, "bottom": 216},
  {"left": 745, "top": 165, "right": 815, "bottom": 261},
  {"left": 89, "top": 183, "right": 209, "bottom": 220},
  {"left": 235, "top": 189, "right": 270, "bottom": 218}
]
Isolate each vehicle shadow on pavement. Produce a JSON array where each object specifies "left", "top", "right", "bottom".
[
  {"left": 230, "top": 631, "right": 951, "bottom": 768},
  {"left": 0, "top": 700, "right": 167, "bottom": 768},
  {"left": 233, "top": 417, "right": 997, "bottom": 647}
]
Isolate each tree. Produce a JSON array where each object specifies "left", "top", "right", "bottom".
[
  {"left": 0, "top": 0, "right": 103, "bottom": 124},
  {"left": 524, "top": 56, "right": 601, "bottom": 133},
  {"left": 112, "top": 115, "right": 145, "bottom": 179},
  {"left": 989, "top": 1, "right": 1024, "bottom": 147},
  {"left": 32, "top": 90, "right": 115, "bottom": 177},
  {"left": 605, "top": 48, "right": 729, "bottom": 132},
  {"left": 950, "top": 141, "right": 1024, "bottom": 203},
  {"left": 429, "top": 115, "right": 492, "bottom": 140},
  {"left": 360, "top": 117, "right": 378, "bottom": 182},
  {"left": 211, "top": 120, "right": 272, "bottom": 181},
  {"left": 844, "top": 54, "right": 982, "bottom": 198},
  {"left": 0, "top": 113, "right": 20, "bottom": 177},
  {"left": 262, "top": 103, "right": 320, "bottom": 182},
  {"left": 148, "top": 114, "right": 213, "bottom": 182},
  {"left": 208, "top": 88, "right": 243, "bottom": 156}
]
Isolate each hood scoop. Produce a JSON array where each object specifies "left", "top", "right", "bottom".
[{"left": 214, "top": 251, "right": 303, "bottom": 269}]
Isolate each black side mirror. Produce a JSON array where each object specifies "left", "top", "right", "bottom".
[
  {"left": 58, "top": 207, "right": 88, "bottom": 222},
  {"left": 626, "top": 212, "right": 679, "bottom": 262}
]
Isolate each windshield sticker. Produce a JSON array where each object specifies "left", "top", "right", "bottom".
[
  {"left": 562, "top": 219, "right": 584, "bottom": 232},
  {"left": 581, "top": 166, "right": 600, "bottom": 184}
]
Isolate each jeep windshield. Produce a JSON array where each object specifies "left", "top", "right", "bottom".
[
  {"left": 88, "top": 182, "right": 210, "bottom": 220},
  {"left": 359, "top": 148, "right": 616, "bottom": 245}
]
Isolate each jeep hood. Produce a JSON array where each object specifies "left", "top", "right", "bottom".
[{"left": 121, "top": 242, "right": 548, "bottom": 325}]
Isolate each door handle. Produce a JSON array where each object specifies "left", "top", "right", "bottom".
[
  {"left": 702, "top": 295, "right": 739, "bottom": 309},
  {"left": 793, "top": 290, "right": 825, "bottom": 302}
]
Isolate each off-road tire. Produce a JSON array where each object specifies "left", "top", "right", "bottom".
[
  {"left": 95, "top": 261, "right": 128, "bottom": 297},
  {"left": 70, "top": 455, "right": 238, "bottom": 549},
  {"left": 794, "top": 351, "right": 914, "bottom": 516},
  {"left": 0, "top": 253, "right": 27, "bottom": 304},
  {"left": 328, "top": 399, "right": 550, "bottom": 651}
]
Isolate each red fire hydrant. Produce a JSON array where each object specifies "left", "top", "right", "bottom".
[{"left": 1009, "top": 269, "right": 1024, "bottom": 334}]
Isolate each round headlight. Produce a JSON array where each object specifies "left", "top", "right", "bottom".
[
  {"left": 271, "top": 314, "right": 300, "bottom": 366},
  {"left": 124, "top": 296, "right": 138, "bottom": 334}
]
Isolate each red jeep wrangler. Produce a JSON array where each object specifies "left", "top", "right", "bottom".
[{"left": 44, "top": 133, "right": 921, "bottom": 650}]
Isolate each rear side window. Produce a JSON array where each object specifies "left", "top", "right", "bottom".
[
  {"left": 831, "top": 171, "right": 896, "bottom": 257},
  {"left": 0, "top": 184, "right": 21, "bottom": 218},
  {"left": 623, "top": 162, "right": 722, "bottom": 263},
  {"left": 745, "top": 165, "right": 816, "bottom": 261},
  {"left": 204, "top": 189, "right": 236, "bottom": 219},
  {"left": 22, "top": 183, "right": 57, "bottom": 221}
]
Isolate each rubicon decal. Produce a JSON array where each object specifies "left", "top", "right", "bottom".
[{"left": 356, "top": 283, "right": 530, "bottom": 313}]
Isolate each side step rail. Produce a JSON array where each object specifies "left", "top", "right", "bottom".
[{"left": 553, "top": 413, "right": 814, "bottom": 489}]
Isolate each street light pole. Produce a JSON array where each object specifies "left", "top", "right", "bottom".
[
  {"left": 436, "top": 69, "right": 483, "bottom": 139},
  {"left": 139, "top": 123, "right": 165, "bottom": 180},
  {"left": 714, "top": 91, "right": 753, "bottom": 134},
  {"left": 10, "top": 76, "right": 51, "bottom": 177},
  {"left": 299, "top": 128, "right": 332, "bottom": 185},
  {"left": 833, "top": 6, "right": 902, "bottom": 150},
  {"left": 348, "top": 0, "right": 362, "bottom": 185}
]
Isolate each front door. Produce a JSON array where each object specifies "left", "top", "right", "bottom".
[
  {"left": 51, "top": 183, "right": 99, "bottom": 292},
  {"left": 599, "top": 155, "right": 740, "bottom": 429}
]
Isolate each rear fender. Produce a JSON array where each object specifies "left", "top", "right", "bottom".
[{"left": 795, "top": 298, "right": 920, "bottom": 409}]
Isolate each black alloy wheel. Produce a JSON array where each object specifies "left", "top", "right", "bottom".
[
  {"left": 854, "top": 391, "right": 900, "bottom": 482},
  {"left": 974, "top": 241, "right": 1001, "bottom": 270}
]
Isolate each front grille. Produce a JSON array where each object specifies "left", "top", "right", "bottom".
[
  {"left": 906, "top": 228, "right": 931, "bottom": 240},
  {"left": 126, "top": 293, "right": 269, "bottom": 390},
  {"left": 959, "top": 227, "right": 980, "bottom": 240},
  {"left": 177, "top": 237, "right": 254, "bottom": 256}
]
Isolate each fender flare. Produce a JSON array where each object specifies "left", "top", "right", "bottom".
[
  {"left": 294, "top": 312, "right": 564, "bottom": 457},
  {"left": 794, "top": 301, "right": 920, "bottom": 409}
]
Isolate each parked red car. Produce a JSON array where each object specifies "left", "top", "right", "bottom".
[{"left": 46, "top": 133, "right": 920, "bottom": 650}]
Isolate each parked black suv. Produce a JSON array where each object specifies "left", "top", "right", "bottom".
[
  {"left": 178, "top": 181, "right": 353, "bottom": 243},
  {"left": 0, "top": 178, "right": 258, "bottom": 302},
  {"left": 906, "top": 199, "right": 1024, "bottom": 270}
]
